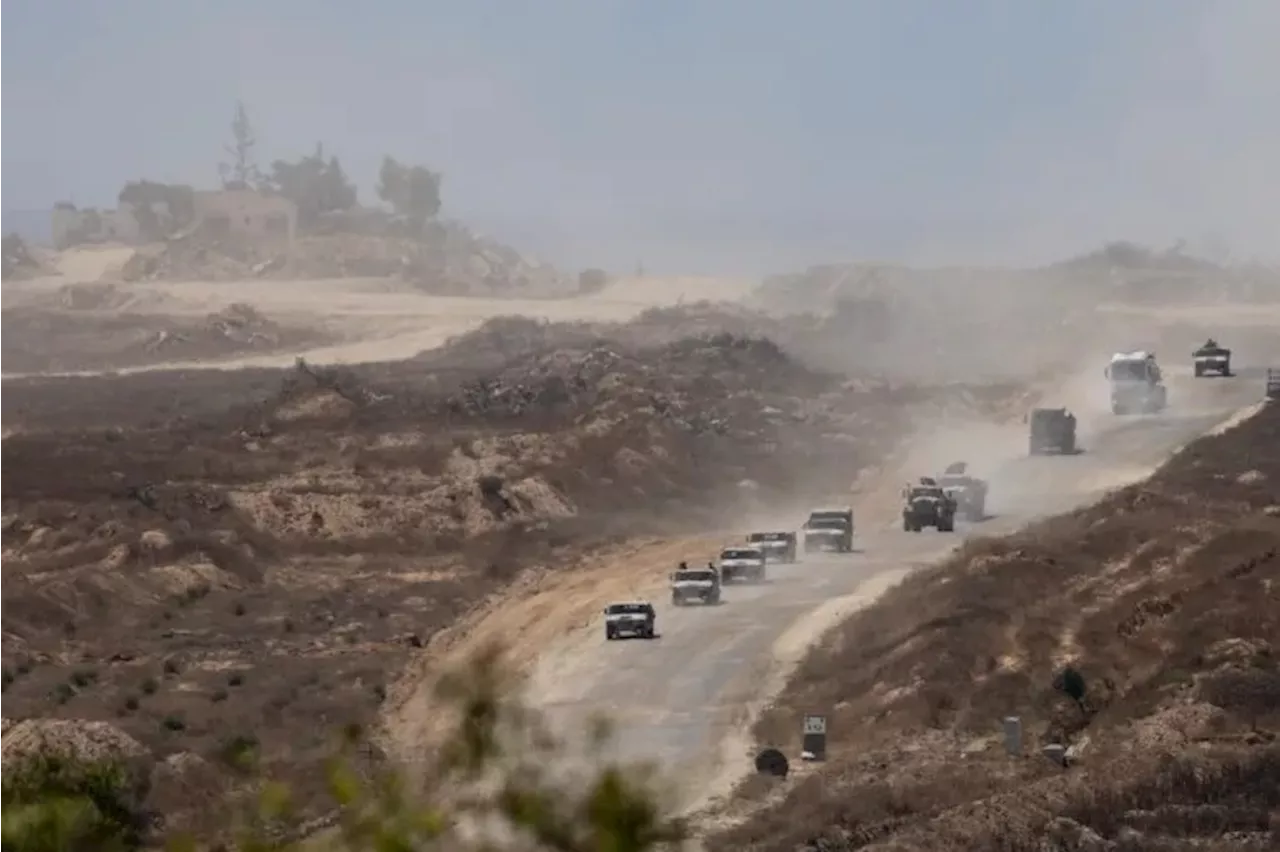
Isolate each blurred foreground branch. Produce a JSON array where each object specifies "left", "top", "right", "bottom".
[{"left": 2, "top": 642, "right": 687, "bottom": 851}]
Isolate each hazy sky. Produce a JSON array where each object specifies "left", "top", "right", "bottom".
[{"left": 4, "top": 0, "right": 1278, "bottom": 273}]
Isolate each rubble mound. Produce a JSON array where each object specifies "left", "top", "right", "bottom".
[
  {"left": 1, "top": 301, "right": 329, "bottom": 374},
  {"left": 427, "top": 316, "right": 608, "bottom": 370},
  {"left": 614, "top": 302, "right": 792, "bottom": 348},
  {"left": 2, "top": 233, "right": 50, "bottom": 280},
  {"left": 2, "top": 717, "right": 150, "bottom": 766},
  {"left": 56, "top": 281, "right": 135, "bottom": 311},
  {"left": 119, "top": 217, "right": 574, "bottom": 295},
  {"left": 443, "top": 332, "right": 814, "bottom": 422},
  {"left": 121, "top": 235, "right": 257, "bottom": 282}
]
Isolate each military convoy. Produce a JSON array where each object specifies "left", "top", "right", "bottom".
[
  {"left": 901, "top": 477, "right": 958, "bottom": 532},
  {"left": 611, "top": 338, "right": 1265, "bottom": 643}
]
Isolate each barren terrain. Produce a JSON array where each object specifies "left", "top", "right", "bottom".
[
  {"left": 5, "top": 245, "right": 1280, "bottom": 848},
  {"left": 2, "top": 288, "right": 1035, "bottom": 840},
  {"left": 707, "top": 400, "right": 1280, "bottom": 851}
]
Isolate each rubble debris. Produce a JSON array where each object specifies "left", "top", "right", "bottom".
[
  {"left": 2, "top": 233, "right": 47, "bottom": 280},
  {"left": 118, "top": 216, "right": 575, "bottom": 296}
]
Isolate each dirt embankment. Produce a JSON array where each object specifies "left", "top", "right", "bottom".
[
  {"left": 119, "top": 218, "right": 574, "bottom": 296},
  {"left": 2, "top": 285, "right": 335, "bottom": 374},
  {"left": 0, "top": 311, "right": 1036, "bottom": 841},
  {"left": 709, "top": 403, "right": 1280, "bottom": 852}
]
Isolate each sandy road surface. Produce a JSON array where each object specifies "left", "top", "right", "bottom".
[
  {"left": 1, "top": 273, "right": 756, "bottom": 379},
  {"left": 524, "top": 366, "right": 1273, "bottom": 812}
]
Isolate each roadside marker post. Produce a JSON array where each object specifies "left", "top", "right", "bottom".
[{"left": 801, "top": 714, "right": 827, "bottom": 761}]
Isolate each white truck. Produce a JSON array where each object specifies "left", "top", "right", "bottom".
[
  {"left": 603, "top": 601, "right": 657, "bottom": 640},
  {"left": 1105, "top": 350, "right": 1167, "bottom": 415},
  {"left": 746, "top": 531, "right": 798, "bottom": 564},
  {"left": 670, "top": 565, "right": 722, "bottom": 606},
  {"left": 718, "top": 545, "right": 767, "bottom": 583}
]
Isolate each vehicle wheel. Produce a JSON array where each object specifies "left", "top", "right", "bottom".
[
  {"left": 605, "top": 628, "right": 615, "bottom": 641},
  {"left": 902, "top": 518, "right": 912, "bottom": 532}
]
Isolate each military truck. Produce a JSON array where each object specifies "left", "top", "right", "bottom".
[
  {"left": 901, "top": 479, "right": 957, "bottom": 532},
  {"left": 1192, "top": 339, "right": 1232, "bottom": 377},
  {"left": 603, "top": 601, "right": 657, "bottom": 640},
  {"left": 747, "top": 531, "right": 798, "bottom": 564},
  {"left": 936, "top": 461, "right": 988, "bottom": 522},
  {"left": 1106, "top": 350, "right": 1167, "bottom": 414},
  {"left": 718, "top": 545, "right": 767, "bottom": 583},
  {"left": 1029, "top": 407, "right": 1078, "bottom": 455},
  {"left": 670, "top": 565, "right": 722, "bottom": 606},
  {"left": 802, "top": 507, "right": 854, "bottom": 553}
]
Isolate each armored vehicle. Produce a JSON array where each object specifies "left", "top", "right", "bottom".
[
  {"left": 936, "top": 461, "right": 988, "bottom": 522},
  {"left": 1029, "top": 407, "right": 1078, "bottom": 455},
  {"left": 802, "top": 507, "right": 854, "bottom": 553},
  {"left": 603, "top": 601, "right": 657, "bottom": 640},
  {"left": 747, "top": 531, "right": 798, "bottom": 564},
  {"left": 670, "top": 565, "right": 722, "bottom": 606},
  {"left": 1192, "top": 339, "right": 1232, "bottom": 377},
  {"left": 901, "top": 480, "right": 958, "bottom": 532},
  {"left": 719, "top": 545, "right": 767, "bottom": 583}
]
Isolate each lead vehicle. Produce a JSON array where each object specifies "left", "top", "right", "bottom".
[
  {"left": 603, "top": 601, "right": 657, "bottom": 640},
  {"left": 1192, "top": 338, "right": 1232, "bottom": 377}
]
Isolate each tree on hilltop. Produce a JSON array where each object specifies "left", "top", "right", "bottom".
[
  {"left": 376, "top": 156, "right": 442, "bottom": 227},
  {"left": 265, "top": 143, "right": 358, "bottom": 226}
]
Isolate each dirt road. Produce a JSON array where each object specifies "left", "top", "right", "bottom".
[
  {"left": 522, "top": 365, "right": 1273, "bottom": 811},
  {"left": 1, "top": 273, "right": 756, "bottom": 379}
]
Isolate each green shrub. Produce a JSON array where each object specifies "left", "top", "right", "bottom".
[
  {"left": 4, "top": 642, "right": 686, "bottom": 851},
  {"left": 1, "top": 752, "right": 150, "bottom": 852}
]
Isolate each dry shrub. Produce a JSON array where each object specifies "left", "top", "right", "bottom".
[{"left": 716, "top": 403, "right": 1280, "bottom": 851}]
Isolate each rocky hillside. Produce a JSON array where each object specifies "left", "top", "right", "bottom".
[
  {"left": 1, "top": 314, "right": 1036, "bottom": 842},
  {"left": 711, "top": 402, "right": 1280, "bottom": 852}
]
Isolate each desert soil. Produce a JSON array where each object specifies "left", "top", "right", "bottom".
[{"left": 5, "top": 252, "right": 1280, "bottom": 850}]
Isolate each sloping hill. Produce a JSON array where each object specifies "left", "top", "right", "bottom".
[{"left": 712, "top": 402, "right": 1280, "bottom": 851}]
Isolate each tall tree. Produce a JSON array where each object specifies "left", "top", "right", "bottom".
[
  {"left": 219, "top": 101, "right": 261, "bottom": 190},
  {"left": 376, "top": 156, "right": 442, "bottom": 226}
]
